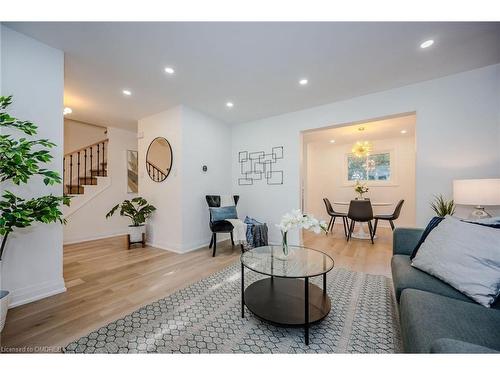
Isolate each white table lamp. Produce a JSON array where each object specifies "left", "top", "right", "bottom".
[{"left": 453, "top": 179, "right": 500, "bottom": 219}]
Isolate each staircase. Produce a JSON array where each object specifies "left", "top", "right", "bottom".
[{"left": 63, "top": 139, "right": 110, "bottom": 218}]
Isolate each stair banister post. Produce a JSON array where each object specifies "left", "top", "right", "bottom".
[
  {"left": 77, "top": 150, "right": 81, "bottom": 189},
  {"left": 102, "top": 141, "right": 105, "bottom": 176},
  {"left": 63, "top": 156, "right": 66, "bottom": 193},
  {"left": 69, "top": 154, "right": 73, "bottom": 195},
  {"left": 97, "top": 143, "right": 100, "bottom": 176},
  {"left": 90, "top": 145, "right": 93, "bottom": 180},
  {"left": 84, "top": 148, "right": 87, "bottom": 184}
]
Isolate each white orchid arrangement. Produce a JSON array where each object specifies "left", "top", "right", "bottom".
[{"left": 276, "top": 209, "right": 328, "bottom": 235}]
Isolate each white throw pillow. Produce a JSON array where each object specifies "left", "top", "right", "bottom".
[{"left": 412, "top": 215, "right": 500, "bottom": 307}]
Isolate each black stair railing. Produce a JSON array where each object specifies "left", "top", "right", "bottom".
[
  {"left": 146, "top": 161, "right": 168, "bottom": 182},
  {"left": 63, "top": 139, "right": 108, "bottom": 195}
]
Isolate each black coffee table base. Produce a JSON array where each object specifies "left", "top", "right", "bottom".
[{"left": 242, "top": 276, "right": 331, "bottom": 345}]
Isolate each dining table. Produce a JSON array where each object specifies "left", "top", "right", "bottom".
[{"left": 333, "top": 201, "right": 392, "bottom": 240}]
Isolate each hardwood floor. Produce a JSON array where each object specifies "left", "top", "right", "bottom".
[
  {"left": 0, "top": 225, "right": 393, "bottom": 351},
  {"left": 303, "top": 225, "right": 393, "bottom": 278}
]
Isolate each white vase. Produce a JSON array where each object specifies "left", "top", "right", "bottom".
[
  {"left": 0, "top": 289, "right": 9, "bottom": 332},
  {"left": 128, "top": 225, "right": 145, "bottom": 243},
  {"left": 0, "top": 260, "right": 9, "bottom": 332}
]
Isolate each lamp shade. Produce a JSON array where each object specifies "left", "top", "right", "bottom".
[{"left": 453, "top": 179, "right": 500, "bottom": 206}]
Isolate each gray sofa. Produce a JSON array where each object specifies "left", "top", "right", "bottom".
[{"left": 391, "top": 228, "right": 500, "bottom": 353}]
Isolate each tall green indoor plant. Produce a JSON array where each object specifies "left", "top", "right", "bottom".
[
  {"left": 0, "top": 96, "right": 69, "bottom": 330},
  {"left": 0, "top": 95, "right": 69, "bottom": 258}
]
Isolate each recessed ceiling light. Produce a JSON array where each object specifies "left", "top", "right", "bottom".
[
  {"left": 164, "top": 67, "right": 175, "bottom": 75},
  {"left": 420, "top": 39, "right": 434, "bottom": 49},
  {"left": 226, "top": 102, "right": 234, "bottom": 108},
  {"left": 299, "top": 78, "right": 308, "bottom": 86},
  {"left": 63, "top": 107, "right": 72, "bottom": 116},
  {"left": 401, "top": 130, "right": 407, "bottom": 134},
  {"left": 122, "top": 89, "right": 132, "bottom": 96},
  {"left": 329, "top": 139, "right": 336, "bottom": 143}
]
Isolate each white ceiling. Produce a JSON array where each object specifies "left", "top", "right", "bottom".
[
  {"left": 302, "top": 114, "right": 416, "bottom": 145},
  {"left": 5, "top": 22, "right": 500, "bottom": 131}
]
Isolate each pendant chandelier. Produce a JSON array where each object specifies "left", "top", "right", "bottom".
[{"left": 351, "top": 140, "right": 372, "bottom": 158}]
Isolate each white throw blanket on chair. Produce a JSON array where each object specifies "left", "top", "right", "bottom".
[
  {"left": 226, "top": 219, "right": 247, "bottom": 245},
  {"left": 219, "top": 194, "right": 247, "bottom": 245}
]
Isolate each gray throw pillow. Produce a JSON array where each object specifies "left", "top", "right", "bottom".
[{"left": 411, "top": 215, "right": 500, "bottom": 307}]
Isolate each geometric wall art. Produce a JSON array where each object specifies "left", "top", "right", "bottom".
[{"left": 238, "top": 146, "right": 284, "bottom": 185}]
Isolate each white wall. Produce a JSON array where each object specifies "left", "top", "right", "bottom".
[
  {"left": 305, "top": 135, "right": 416, "bottom": 227},
  {"left": 64, "top": 119, "right": 107, "bottom": 154},
  {"left": 138, "top": 107, "right": 184, "bottom": 251},
  {"left": 181, "top": 106, "right": 232, "bottom": 251},
  {"left": 0, "top": 26, "right": 66, "bottom": 306},
  {"left": 138, "top": 105, "right": 232, "bottom": 253},
  {"left": 63, "top": 126, "right": 138, "bottom": 244},
  {"left": 232, "top": 64, "right": 500, "bottom": 245}
]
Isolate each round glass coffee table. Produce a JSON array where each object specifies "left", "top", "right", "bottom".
[{"left": 240, "top": 245, "right": 334, "bottom": 345}]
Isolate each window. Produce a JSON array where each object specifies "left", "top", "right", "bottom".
[{"left": 347, "top": 152, "right": 391, "bottom": 181}]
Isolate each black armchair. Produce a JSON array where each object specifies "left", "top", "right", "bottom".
[{"left": 206, "top": 195, "right": 241, "bottom": 257}]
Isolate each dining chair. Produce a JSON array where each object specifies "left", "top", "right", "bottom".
[
  {"left": 347, "top": 199, "right": 375, "bottom": 244},
  {"left": 323, "top": 198, "right": 348, "bottom": 238},
  {"left": 373, "top": 199, "right": 404, "bottom": 236}
]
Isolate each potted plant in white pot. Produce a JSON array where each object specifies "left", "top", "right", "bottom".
[
  {"left": 106, "top": 197, "right": 156, "bottom": 244},
  {"left": 0, "top": 96, "right": 69, "bottom": 332}
]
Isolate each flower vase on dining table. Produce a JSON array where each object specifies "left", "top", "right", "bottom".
[{"left": 354, "top": 181, "right": 369, "bottom": 200}]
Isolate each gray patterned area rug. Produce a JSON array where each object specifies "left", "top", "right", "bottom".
[{"left": 64, "top": 263, "right": 401, "bottom": 353}]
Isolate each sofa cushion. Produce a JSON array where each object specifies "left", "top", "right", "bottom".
[
  {"left": 391, "top": 255, "right": 474, "bottom": 304},
  {"left": 430, "top": 338, "right": 499, "bottom": 353},
  {"left": 410, "top": 216, "right": 444, "bottom": 260},
  {"left": 393, "top": 228, "right": 425, "bottom": 256},
  {"left": 210, "top": 220, "right": 234, "bottom": 232},
  {"left": 400, "top": 289, "right": 500, "bottom": 353},
  {"left": 462, "top": 216, "right": 500, "bottom": 229},
  {"left": 411, "top": 215, "right": 500, "bottom": 307}
]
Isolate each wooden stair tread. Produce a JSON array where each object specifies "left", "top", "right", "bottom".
[
  {"left": 65, "top": 185, "right": 84, "bottom": 194},
  {"left": 90, "top": 169, "right": 107, "bottom": 177},
  {"left": 78, "top": 177, "right": 98, "bottom": 185}
]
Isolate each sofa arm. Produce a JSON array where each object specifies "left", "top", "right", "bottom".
[
  {"left": 393, "top": 227, "right": 424, "bottom": 256},
  {"left": 431, "top": 338, "right": 499, "bottom": 354}
]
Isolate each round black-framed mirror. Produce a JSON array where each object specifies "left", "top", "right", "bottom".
[{"left": 146, "top": 137, "right": 173, "bottom": 182}]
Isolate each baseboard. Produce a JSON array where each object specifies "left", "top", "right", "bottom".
[
  {"left": 66, "top": 233, "right": 228, "bottom": 254},
  {"left": 145, "top": 241, "right": 183, "bottom": 254},
  {"left": 8, "top": 278, "right": 67, "bottom": 308},
  {"left": 146, "top": 238, "right": 231, "bottom": 254},
  {"left": 63, "top": 232, "right": 128, "bottom": 245}
]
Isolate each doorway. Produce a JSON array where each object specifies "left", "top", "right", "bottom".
[{"left": 301, "top": 113, "right": 417, "bottom": 231}]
